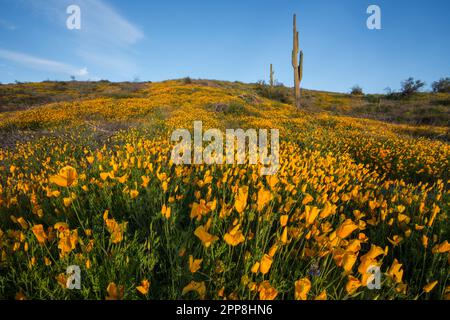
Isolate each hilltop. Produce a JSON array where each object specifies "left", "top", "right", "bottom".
[{"left": 1, "top": 79, "right": 449, "bottom": 128}]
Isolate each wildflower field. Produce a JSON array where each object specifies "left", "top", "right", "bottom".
[{"left": 0, "top": 80, "right": 449, "bottom": 300}]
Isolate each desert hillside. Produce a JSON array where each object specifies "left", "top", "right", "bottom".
[
  {"left": 0, "top": 79, "right": 449, "bottom": 300},
  {"left": 1, "top": 79, "right": 449, "bottom": 126}
]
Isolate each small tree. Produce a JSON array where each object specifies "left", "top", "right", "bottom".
[
  {"left": 431, "top": 77, "right": 450, "bottom": 93},
  {"left": 400, "top": 77, "right": 425, "bottom": 96},
  {"left": 182, "top": 77, "right": 192, "bottom": 84},
  {"left": 70, "top": 75, "right": 76, "bottom": 81},
  {"left": 350, "top": 85, "right": 363, "bottom": 95}
]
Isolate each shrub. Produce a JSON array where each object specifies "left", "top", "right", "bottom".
[
  {"left": 432, "top": 77, "right": 450, "bottom": 93},
  {"left": 182, "top": 77, "right": 192, "bottom": 84},
  {"left": 255, "top": 81, "right": 292, "bottom": 104},
  {"left": 400, "top": 77, "right": 425, "bottom": 97},
  {"left": 350, "top": 85, "right": 363, "bottom": 95}
]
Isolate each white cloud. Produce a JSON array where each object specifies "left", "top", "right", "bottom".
[
  {"left": 78, "top": 67, "right": 89, "bottom": 76},
  {"left": 0, "top": 48, "right": 88, "bottom": 76},
  {"left": 79, "top": 0, "right": 144, "bottom": 45},
  {"left": 18, "top": 0, "right": 144, "bottom": 78},
  {"left": 25, "top": 0, "right": 144, "bottom": 47}
]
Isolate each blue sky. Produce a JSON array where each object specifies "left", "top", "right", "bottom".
[{"left": 0, "top": 0, "right": 448, "bottom": 93}]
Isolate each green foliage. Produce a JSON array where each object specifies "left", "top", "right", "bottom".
[
  {"left": 432, "top": 77, "right": 450, "bottom": 93},
  {"left": 255, "top": 81, "right": 292, "bottom": 104},
  {"left": 182, "top": 77, "right": 192, "bottom": 84},
  {"left": 401, "top": 77, "right": 426, "bottom": 97},
  {"left": 350, "top": 85, "right": 364, "bottom": 96}
]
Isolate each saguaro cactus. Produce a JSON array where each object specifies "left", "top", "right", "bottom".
[
  {"left": 270, "top": 64, "right": 274, "bottom": 86},
  {"left": 292, "top": 14, "right": 303, "bottom": 109}
]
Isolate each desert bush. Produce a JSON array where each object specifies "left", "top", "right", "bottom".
[
  {"left": 255, "top": 81, "right": 292, "bottom": 104},
  {"left": 182, "top": 77, "right": 192, "bottom": 84},
  {"left": 432, "top": 77, "right": 450, "bottom": 93},
  {"left": 400, "top": 77, "right": 425, "bottom": 97},
  {"left": 350, "top": 85, "right": 363, "bottom": 95}
]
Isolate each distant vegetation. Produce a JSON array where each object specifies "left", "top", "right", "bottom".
[
  {"left": 255, "top": 81, "right": 292, "bottom": 104},
  {"left": 1, "top": 77, "right": 449, "bottom": 128},
  {"left": 350, "top": 85, "right": 364, "bottom": 96},
  {"left": 400, "top": 77, "right": 426, "bottom": 97},
  {"left": 0, "top": 81, "right": 148, "bottom": 112},
  {"left": 432, "top": 77, "right": 450, "bottom": 93}
]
